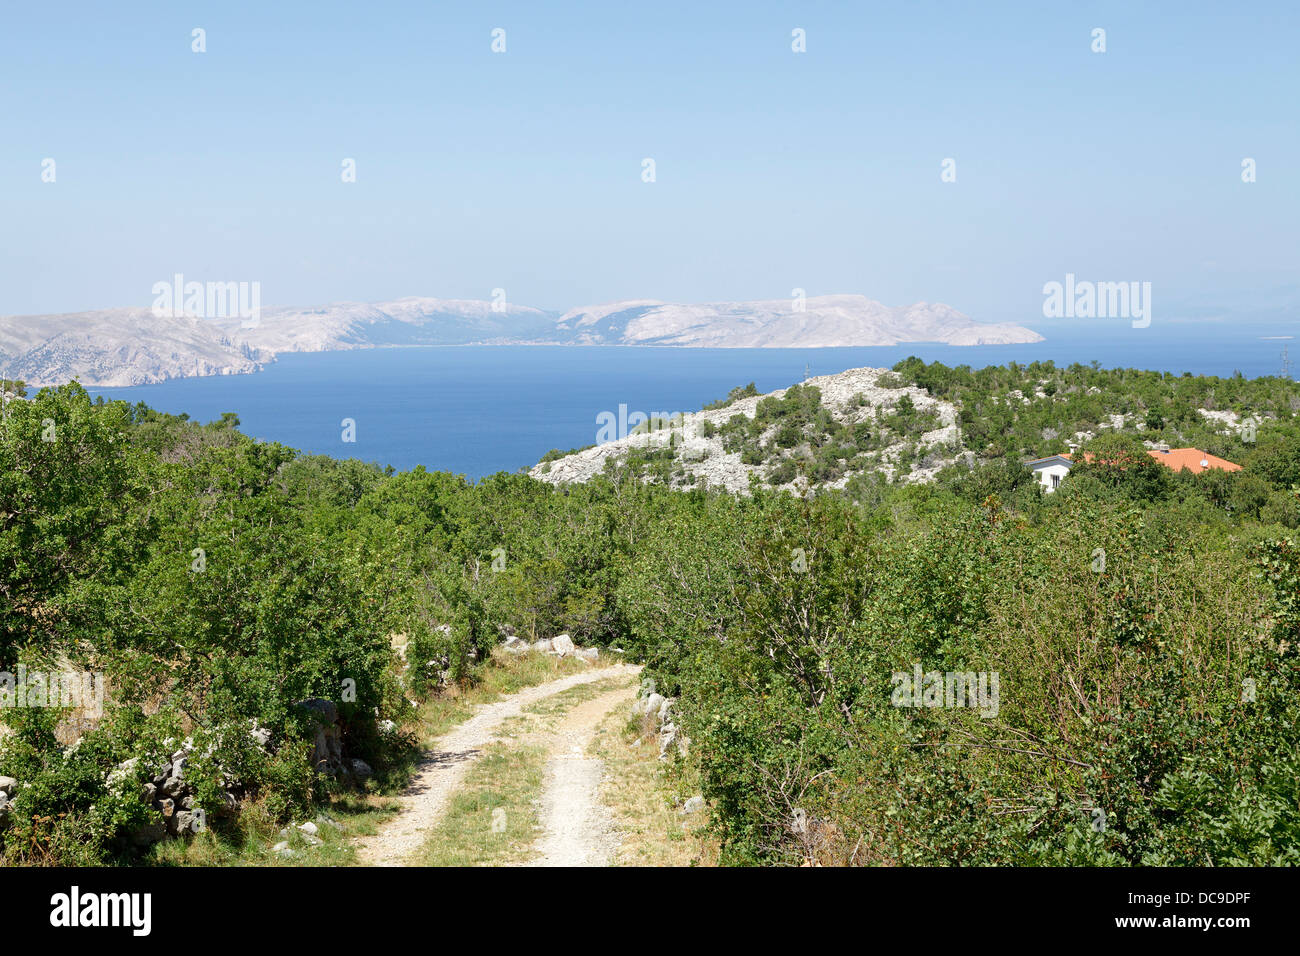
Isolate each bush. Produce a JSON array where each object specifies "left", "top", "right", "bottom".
[{"left": 768, "top": 459, "right": 797, "bottom": 485}]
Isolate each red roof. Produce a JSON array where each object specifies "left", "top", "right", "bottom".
[
  {"left": 1145, "top": 448, "right": 1241, "bottom": 474},
  {"left": 1049, "top": 448, "right": 1240, "bottom": 474}
]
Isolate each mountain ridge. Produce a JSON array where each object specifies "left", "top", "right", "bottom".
[{"left": 1, "top": 294, "right": 1042, "bottom": 387}]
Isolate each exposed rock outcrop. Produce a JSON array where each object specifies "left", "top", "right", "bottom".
[
  {"left": 630, "top": 685, "right": 689, "bottom": 760},
  {"left": 532, "top": 366, "right": 964, "bottom": 493}
]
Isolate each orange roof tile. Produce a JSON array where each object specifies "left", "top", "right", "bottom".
[
  {"left": 1032, "top": 448, "right": 1242, "bottom": 474},
  {"left": 1145, "top": 448, "right": 1241, "bottom": 474}
]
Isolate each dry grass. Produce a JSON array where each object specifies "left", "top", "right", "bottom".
[
  {"left": 521, "top": 676, "right": 624, "bottom": 717},
  {"left": 589, "top": 708, "right": 719, "bottom": 867},
  {"left": 413, "top": 742, "right": 547, "bottom": 866}
]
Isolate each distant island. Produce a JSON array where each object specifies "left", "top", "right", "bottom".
[{"left": 0, "top": 294, "right": 1042, "bottom": 387}]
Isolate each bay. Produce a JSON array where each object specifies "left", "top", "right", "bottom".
[{"left": 88, "top": 325, "right": 1296, "bottom": 478}]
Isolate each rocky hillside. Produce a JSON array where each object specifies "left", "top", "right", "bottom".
[
  {"left": 216, "top": 297, "right": 557, "bottom": 354},
  {"left": 0, "top": 308, "right": 263, "bottom": 387},
  {"left": 531, "top": 367, "right": 964, "bottom": 493},
  {"left": 0, "top": 298, "right": 556, "bottom": 387},
  {"left": 556, "top": 295, "right": 1042, "bottom": 348}
]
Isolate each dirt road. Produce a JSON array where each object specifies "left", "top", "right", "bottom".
[
  {"left": 355, "top": 663, "right": 638, "bottom": 866},
  {"left": 526, "top": 682, "right": 638, "bottom": 866}
]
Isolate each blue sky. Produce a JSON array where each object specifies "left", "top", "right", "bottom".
[{"left": 3, "top": 1, "right": 1297, "bottom": 327}]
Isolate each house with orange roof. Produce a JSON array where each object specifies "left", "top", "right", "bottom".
[
  {"left": 1145, "top": 447, "right": 1242, "bottom": 474},
  {"left": 1025, "top": 446, "right": 1241, "bottom": 492}
]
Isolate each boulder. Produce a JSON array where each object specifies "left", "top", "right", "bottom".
[
  {"left": 295, "top": 698, "right": 344, "bottom": 772},
  {"left": 575, "top": 647, "right": 599, "bottom": 662},
  {"left": 531, "top": 639, "right": 553, "bottom": 653},
  {"left": 552, "top": 633, "right": 576, "bottom": 656},
  {"left": 657, "top": 719, "right": 690, "bottom": 760},
  {"left": 349, "top": 758, "right": 373, "bottom": 783},
  {"left": 659, "top": 723, "right": 677, "bottom": 758},
  {"left": 681, "top": 795, "right": 705, "bottom": 815},
  {"left": 298, "top": 821, "right": 319, "bottom": 837},
  {"left": 129, "top": 820, "right": 167, "bottom": 847},
  {"left": 659, "top": 720, "right": 690, "bottom": 760},
  {"left": 0, "top": 775, "right": 17, "bottom": 793}
]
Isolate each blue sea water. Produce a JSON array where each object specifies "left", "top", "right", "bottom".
[{"left": 88, "top": 324, "right": 1297, "bottom": 478}]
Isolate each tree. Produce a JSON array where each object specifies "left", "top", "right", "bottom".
[{"left": 1072, "top": 433, "right": 1171, "bottom": 502}]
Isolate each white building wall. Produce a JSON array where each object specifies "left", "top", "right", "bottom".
[{"left": 1030, "top": 462, "right": 1072, "bottom": 493}]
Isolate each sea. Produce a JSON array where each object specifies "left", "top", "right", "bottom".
[{"left": 88, "top": 322, "right": 1297, "bottom": 478}]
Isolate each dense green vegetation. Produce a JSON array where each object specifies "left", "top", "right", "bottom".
[
  {"left": 892, "top": 357, "right": 1300, "bottom": 526},
  {"left": 894, "top": 355, "right": 1298, "bottom": 464},
  {"left": 2, "top": 359, "right": 1298, "bottom": 865}
]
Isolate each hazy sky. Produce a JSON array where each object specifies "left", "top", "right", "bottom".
[{"left": 3, "top": 1, "right": 1297, "bottom": 326}]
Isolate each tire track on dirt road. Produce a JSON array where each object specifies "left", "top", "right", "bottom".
[{"left": 355, "top": 663, "right": 639, "bottom": 866}]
